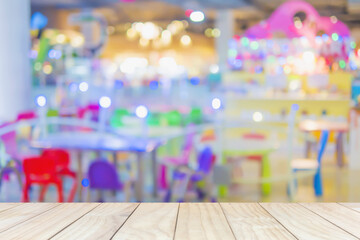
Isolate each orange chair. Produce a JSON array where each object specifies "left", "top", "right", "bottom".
[{"left": 22, "top": 156, "right": 63, "bottom": 202}]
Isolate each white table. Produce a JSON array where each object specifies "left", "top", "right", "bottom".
[{"left": 31, "top": 132, "right": 165, "bottom": 202}]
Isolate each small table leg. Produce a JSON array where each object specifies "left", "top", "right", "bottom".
[
  {"left": 151, "top": 149, "right": 158, "bottom": 199},
  {"left": 135, "top": 152, "right": 144, "bottom": 202},
  {"left": 218, "top": 153, "right": 228, "bottom": 198},
  {"left": 336, "top": 132, "right": 345, "bottom": 167},
  {"left": 261, "top": 153, "right": 271, "bottom": 196},
  {"left": 77, "top": 151, "right": 83, "bottom": 202}
]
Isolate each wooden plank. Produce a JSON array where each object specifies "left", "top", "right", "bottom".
[
  {"left": 0, "top": 203, "right": 59, "bottom": 233},
  {"left": 51, "top": 203, "right": 138, "bottom": 240},
  {"left": 301, "top": 203, "right": 360, "bottom": 238},
  {"left": 112, "top": 203, "right": 178, "bottom": 240},
  {"left": 261, "top": 203, "right": 358, "bottom": 240},
  {"left": 339, "top": 203, "right": 360, "bottom": 212},
  {"left": 0, "top": 203, "right": 99, "bottom": 240},
  {"left": 221, "top": 203, "right": 296, "bottom": 240},
  {"left": 175, "top": 203, "right": 235, "bottom": 240},
  {"left": 0, "top": 203, "right": 19, "bottom": 213}
]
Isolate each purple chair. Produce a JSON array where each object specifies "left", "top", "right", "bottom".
[
  {"left": 0, "top": 124, "right": 24, "bottom": 190},
  {"left": 164, "top": 147, "right": 215, "bottom": 202},
  {"left": 88, "top": 159, "right": 123, "bottom": 202},
  {"left": 159, "top": 131, "right": 195, "bottom": 189}
]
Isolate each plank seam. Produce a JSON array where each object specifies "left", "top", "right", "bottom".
[
  {"left": 299, "top": 203, "right": 360, "bottom": 239},
  {"left": 218, "top": 203, "right": 237, "bottom": 239},
  {"left": 172, "top": 202, "right": 180, "bottom": 240},
  {"left": 0, "top": 203, "right": 61, "bottom": 234},
  {"left": 258, "top": 203, "right": 300, "bottom": 240},
  {"left": 0, "top": 204, "right": 24, "bottom": 215},
  {"left": 48, "top": 203, "right": 102, "bottom": 240},
  {"left": 109, "top": 202, "right": 141, "bottom": 240},
  {"left": 338, "top": 202, "right": 360, "bottom": 214}
]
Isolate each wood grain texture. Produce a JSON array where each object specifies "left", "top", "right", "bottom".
[
  {"left": 0, "top": 203, "right": 99, "bottom": 240},
  {"left": 339, "top": 203, "right": 360, "bottom": 212},
  {"left": 301, "top": 203, "right": 360, "bottom": 238},
  {"left": 175, "top": 203, "right": 235, "bottom": 240},
  {"left": 112, "top": 203, "right": 178, "bottom": 240},
  {"left": 260, "top": 203, "right": 358, "bottom": 240},
  {"left": 0, "top": 203, "right": 59, "bottom": 233},
  {"left": 51, "top": 203, "right": 138, "bottom": 240},
  {"left": 221, "top": 203, "right": 296, "bottom": 240},
  {"left": 0, "top": 203, "right": 19, "bottom": 213},
  {"left": 0, "top": 203, "right": 358, "bottom": 239}
]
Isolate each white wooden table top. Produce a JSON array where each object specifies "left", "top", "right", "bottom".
[{"left": 0, "top": 203, "right": 359, "bottom": 240}]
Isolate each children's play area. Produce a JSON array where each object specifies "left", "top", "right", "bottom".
[{"left": 1, "top": 0, "right": 360, "bottom": 205}]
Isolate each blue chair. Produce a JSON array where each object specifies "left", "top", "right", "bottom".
[{"left": 291, "top": 130, "right": 329, "bottom": 197}]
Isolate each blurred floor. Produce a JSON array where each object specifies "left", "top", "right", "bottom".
[{"left": 222, "top": 152, "right": 360, "bottom": 202}]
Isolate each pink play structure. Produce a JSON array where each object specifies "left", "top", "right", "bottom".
[{"left": 244, "top": 0, "right": 350, "bottom": 39}]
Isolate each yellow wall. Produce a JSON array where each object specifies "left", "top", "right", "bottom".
[
  {"left": 223, "top": 72, "right": 352, "bottom": 118},
  {"left": 225, "top": 97, "right": 350, "bottom": 117},
  {"left": 223, "top": 72, "right": 352, "bottom": 94}
]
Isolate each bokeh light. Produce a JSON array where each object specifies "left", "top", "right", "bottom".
[
  {"left": 180, "top": 35, "right": 192, "bottom": 46},
  {"left": 43, "top": 64, "right": 53, "bottom": 75},
  {"left": 210, "top": 64, "right": 219, "bottom": 74},
  {"left": 253, "top": 112, "right": 263, "bottom": 122},
  {"left": 99, "top": 96, "right": 112, "bottom": 108},
  {"left": 149, "top": 81, "right": 159, "bottom": 90},
  {"left": 136, "top": 105, "right": 148, "bottom": 118},
  {"left": 291, "top": 103, "right": 300, "bottom": 111},
  {"left": 189, "top": 11, "right": 205, "bottom": 22},
  {"left": 212, "top": 98, "right": 221, "bottom": 110},
  {"left": 36, "top": 95, "right": 47, "bottom": 107},
  {"left": 190, "top": 76, "right": 200, "bottom": 85},
  {"left": 79, "top": 82, "right": 89, "bottom": 92},
  {"left": 81, "top": 178, "right": 90, "bottom": 187}
]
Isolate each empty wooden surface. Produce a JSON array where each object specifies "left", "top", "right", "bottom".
[
  {"left": 340, "top": 202, "right": 360, "bottom": 212},
  {"left": 175, "top": 203, "right": 234, "bottom": 240},
  {"left": 221, "top": 203, "right": 296, "bottom": 240},
  {"left": 112, "top": 203, "right": 178, "bottom": 240},
  {"left": 0, "top": 203, "right": 358, "bottom": 240}
]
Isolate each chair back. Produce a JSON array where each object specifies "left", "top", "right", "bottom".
[
  {"left": 197, "top": 147, "right": 213, "bottom": 174},
  {"left": 42, "top": 149, "right": 70, "bottom": 170},
  {"left": 88, "top": 159, "right": 122, "bottom": 190},
  {"left": 317, "top": 130, "right": 329, "bottom": 165},
  {"left": 0, "top": 123, "right": 18, "bottom": 156},
  {"left": 23, "top": 156, "right": 57, "bottom": 181}
]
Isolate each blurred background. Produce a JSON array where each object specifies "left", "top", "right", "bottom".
[{"left": 1, "top": 0, "right": 360, "bottom": 203}]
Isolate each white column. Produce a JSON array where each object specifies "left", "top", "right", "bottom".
[
  {"left": 81, "top": 8, "right": 95, "bottom": 48},
  {"left": 215, "top": 10, "right": 234, "bottom": 73},
  {"left": 0, "top": 0, "right": 31, "bottom": 121}
]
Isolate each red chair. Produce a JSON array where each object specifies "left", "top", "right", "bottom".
[
  {"left": 22, "top": 156, "right": 63, "bottom": 202},
  {"left": 42, "top": 149, "right": 77, "bottom": 202}
]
